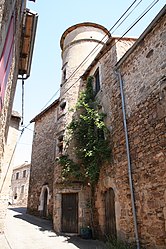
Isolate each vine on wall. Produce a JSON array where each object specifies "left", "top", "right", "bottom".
[{"left": 59, "top": 76, "right": 111, "bottom": 185}]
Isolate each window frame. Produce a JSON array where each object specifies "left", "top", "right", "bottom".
[
  {"left": 23, "top": 170, "right": 26, "bottom": 178},
  {"left": 16, "top": 172, "right": 19, "bottom": 180}
]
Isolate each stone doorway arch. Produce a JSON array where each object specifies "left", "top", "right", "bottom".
[{"left": 38, "top": 185, "right": 49, "bottom": 218}]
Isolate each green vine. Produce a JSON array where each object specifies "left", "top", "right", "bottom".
[{"left": 59, "top": 76, "right": 111, "bottom": 184}]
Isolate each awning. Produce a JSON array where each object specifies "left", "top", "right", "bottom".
[{"left": 18, "top": 9, "right": 38, "bottom": 79}]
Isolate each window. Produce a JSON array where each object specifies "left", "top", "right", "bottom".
[
  {"left": 63, "top": 68, "right": 66, "bottom": 81},
  {"left": 58, "top": 100, "right": 67, "bottom": 120},
  {"left": 57, "top": 134, "right": 64, "bottom": 154},
  {"left": 23, "top": 170, "right": 26, "bottom": 178},
  {"left": 21, "top": 185, "right": 24, "bottom": 194},
  {"left": 94, "top": 68, "right": 100, "bottom": 95},
  {"left": 14, "top": 187, "right": 17, "bottom": 199},
  {"left": 60, "top": 100, "right": 66, "bottom": 111},
  {"left": 16, "top": 172, "right": 19, "bottom": 180}
]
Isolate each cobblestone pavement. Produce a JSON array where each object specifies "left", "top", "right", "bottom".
[{"left": 0, "top": 207, "right": 107, "bottom": 249}]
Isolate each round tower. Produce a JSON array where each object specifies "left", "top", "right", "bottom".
[
  {"left": 60, "top": 22, "right": 110, "bottom": 96},
  {"left": 53, "top": 22, "right": 110, "bottom": 234},
  {"left": 57, "top": 22, "right": 111, "bottom": 140}
]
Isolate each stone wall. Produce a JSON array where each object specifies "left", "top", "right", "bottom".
[
  {"left": 83, "top": 7, "right": 166, "bottom": 249},
  {"left": 0, "top": 112, "right": 21, "bottom": 232},
  {"left": 82, "top": 37, "right": 136, "bottom": 240},
  {"left": 0, "top": 0, "right": 26, "bottom": 233},
  {"left": 116, "top": 10, "right": 166, "bottom": 249},
  {"left": 27, "top": 101, "right": 59, "bottom": 218}
]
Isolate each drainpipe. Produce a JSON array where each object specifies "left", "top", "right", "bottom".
[{"left": 115, "top": 70, "right": 140, "bottom": 249}]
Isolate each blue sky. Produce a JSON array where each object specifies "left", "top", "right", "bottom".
[{"left": 13, "top": 0, "right": 165, "bottom": 165}]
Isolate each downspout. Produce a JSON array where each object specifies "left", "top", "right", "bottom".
[{"left": 115, "top": 70, "right": 140, "bottom": 249}]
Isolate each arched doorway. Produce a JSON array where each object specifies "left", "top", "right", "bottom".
[
  {"left": 39, "top": 185, "right": 49, "bottom": 218},
  {"left": 43, "top": 188, "right": 48, "bottom": 217},
  {"left": 105, "top": 188, "right": 117, "bottom": 238}
]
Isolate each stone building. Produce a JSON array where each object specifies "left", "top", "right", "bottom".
[
  {"left": 27, "top": 99, "right": 59, "bottom": 218},
  {"left": 81, "top": 6, "right": 166, "bottom": 249},
  {"left": 0, "top": 0, "right": 38, "bottom": 233},
  {"left": 10, "top": 163, "right": 30, "bottom": 206},
  {"left": 28, "top": 6, "right": 166, "bottom": 249},
  {"left": 53, "top": 23, "right": 136, "bottom": 236}
]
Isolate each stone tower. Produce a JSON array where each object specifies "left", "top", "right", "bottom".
[
  {"left": 53, "top": 23, "right": 110, "bottom": 233},
  {"left": 56, "top": 22, "right": 111, "bottom": 154}
]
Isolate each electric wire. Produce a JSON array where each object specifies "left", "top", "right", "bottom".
[
  {"left": 14, "top": 0, "right": 160, "bottom": 151},
  {"left": 40, "top": 88, "right": 60, "bottom": 111},
  {"left": 61, "top": 0, "right": 160, "bottom": 98},
  {"left": 40, "top": 0, "right": 160, "bottom": 110},
  {"left": 40, "top": 0, "right": 142, "bottom": 110},
  {"left": 2, "top": 2, "right": 160, "bottom": 247},
  {"left": 14, "top": 0, "right": 161, "bottom": 150},
  {"left": 0, "top": 123, "right": 30, "bottom": 193},
  {"left": 14, "top": 0, "right": 160, "bottom": 142},
  {"left": 122, "top": 0, "right": 159, "bottom": 35},
  {"left": 111, "top": 0, "right": 143, "bottom": 34},
  {"left": 59, "top": 0, "right": 142, "bottom": 86}
]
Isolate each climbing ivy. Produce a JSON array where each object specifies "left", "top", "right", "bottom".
[{"left": 59, "top": 76, "right": 111, "bottom": 184}]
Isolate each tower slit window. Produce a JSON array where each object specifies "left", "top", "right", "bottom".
[
  {"left": 57, "top": 134, "right": 64, "bottom": 155},
  {"left": 63, "top": 68, "right": 66, "bottom": 81},
  {"left": 94, "top": 68, "right": 100, "bottom": 95}
]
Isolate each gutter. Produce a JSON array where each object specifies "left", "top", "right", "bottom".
[{"left": 115, "top": 70, "right": 140, "bottom": 249}]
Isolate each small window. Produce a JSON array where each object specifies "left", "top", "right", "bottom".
[
  {"left": 16, "top": 172, "right": 19, "bottom": 180},
  {"left": 60, "top": 100, "right": 66, "bottom": 110},
  {"left": 94, "top": 68, "right": 100, "bottom": 94},
  {"left": 21, "top": 185, "right": 24, "bottom": 194},
  {"left": 63, "top": 69, "right": 66, "bottom": 81},
  {"left": 23, "top": 170, "right": 26, "bottom": 178},
  {"left": 58, "top": 134, "right": 64, "bottom": 154}
]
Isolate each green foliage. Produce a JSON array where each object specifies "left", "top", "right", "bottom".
[
  {"left": 59, "top": 76, "right": 111, "bottom": 184},
  {"left": 58, "top": 155, "right": 85, "bottom": 182}
]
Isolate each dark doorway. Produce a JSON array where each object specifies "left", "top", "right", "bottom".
[
  {"left": 43, "top": 188, "right": 48, "bottom": 217},
  {"left": 61, "top": 193, "right": 78, "bottom": 233},
  {"left": 105, "top": 188, "right": 117, "bottom": 238}
]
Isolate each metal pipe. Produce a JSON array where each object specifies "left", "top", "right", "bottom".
[{"left": 115, "top": 70, "right": 140, "bottom": 249}]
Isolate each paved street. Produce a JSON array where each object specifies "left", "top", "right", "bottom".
[{"left": 0, "top": 207, "right": 107, "bottom": 249}]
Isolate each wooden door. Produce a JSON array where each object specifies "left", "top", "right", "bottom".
[
  {"left": 61, "top": 193, "right": 78, "bottom": 233},
  {"left": 105, "top": 188, "right": 117, "bottom": 238}
]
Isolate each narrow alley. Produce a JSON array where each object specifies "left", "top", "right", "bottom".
[{"left": 0, "top": 207, "right": 107, "bottom": 249}]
